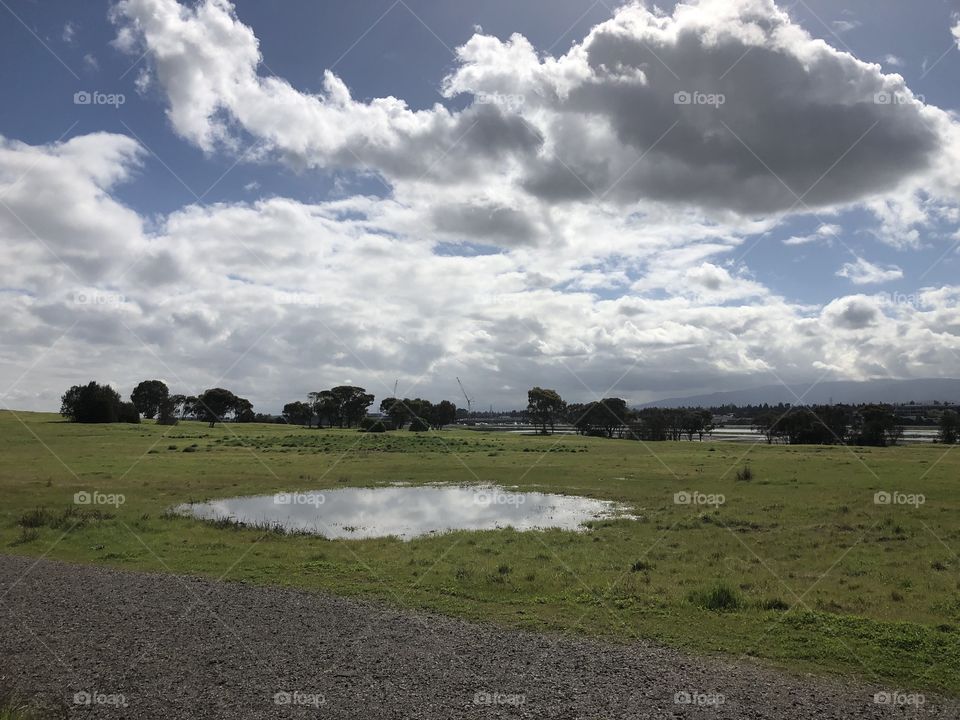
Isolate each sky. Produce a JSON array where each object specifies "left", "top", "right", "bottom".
[{"left": 2, "top": 0, "right": 960, "bottom": 413}]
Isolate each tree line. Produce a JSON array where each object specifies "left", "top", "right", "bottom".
[
  {"left": 526, "top": 388, "right": 960, "bottom": 446},
  {"left": 60, "top": 380, "right": 257, "bottom": 428},
  {"left": 59, "top": 379, "right": 960, "bottom": 446},
  {"left": 526, "top": 387, "right": 714, "bottom": 440},
  {"left": 750, "top": 404, "right": 960, "bottom": 446},
  {"left": 280, "top": 393, "right": 457, "bottom": 431},
  {"left": 60, "top": 380, "right": 460, "bottom": 432}
]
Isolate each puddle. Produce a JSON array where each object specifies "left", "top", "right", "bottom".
[{"left": 176, "top": 485, "right": 632, "bottom": 540}]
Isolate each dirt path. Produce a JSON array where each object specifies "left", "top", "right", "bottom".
[{"left": 0, "top": 555, "right": 952, "bottom": 719}]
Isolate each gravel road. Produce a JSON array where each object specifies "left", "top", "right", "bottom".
[{"left": 0, "top": 555, "right": 952, "bottom": 719}]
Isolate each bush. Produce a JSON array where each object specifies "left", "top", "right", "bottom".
[
  {"left": 367, "top": 420, "right": 388, "bottom": 433},
  {"left": 157, "top": 400, "right": 179, "bottom": 426},
  {"left": 10, "top": 527, "right": 40, "bottom": 546},
  {"left": 409, "top": 417, "right": 430, "bottom": 432},
  {"left": 689, "top": 583, "right": 743, "bottom": 611},
  {"left": 18, "top": 508, "right": 50, "bottom": 528},
  {"left": 735, "top": 465, "right": 753, "bottom": 482},
  {"left": 760, "top": 597, "right": 789, "bottom": 611},
  {"left": 118, "top": 401, "right": 141, "bottom": 424},
  {"left": 61, "top": 381, "right": 122, "bottom": 423}
]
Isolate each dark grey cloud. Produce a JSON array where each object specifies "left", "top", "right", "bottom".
[
  {"left": 432, "top": 201, "right": 540, "bottom": 246},
  {"left": 521, "top": 17, "right": 941, "bottom": 213}
]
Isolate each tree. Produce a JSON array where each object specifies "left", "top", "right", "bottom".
[
  {"left": 380, "top": 397, "right": 410, "bottom": 429},
  {"left": 59, "top": 385, "right": 83, "bottom": 421},
  {"left": 432, "top": 400, "right": 457, "bottom": 429},
  {"left": 118, "top": 401, "right": 141, "bottom": 424},
  {"left": 939, "top": 410, "right": 960, "bottom": 444},
  {"left": 60, "top": 382, "right": 122, "bottom": 423},
  {"left": 234, "top": 397, "right": 255, "bottom": 423},
  {"left": 851, "top": 405, "right": 896, "bottom": 447},
  {"left": 180, "top": 395, "right": 199, "bottom": 420},
  {"left": 130, "top": 380, "right": 169, "bottom": 420},
  {"left": 282, "top": 401, "right": 313, "bottom": 426},
  {"left": 157, "top": 393, "right": 190, "bottom": 425},
  {"left": 196, "top": 388, "right": 239, "bottom": 427},
  {"left": 526, "top": 387, "right": 565, "bottom": 434},
  {"left": 331, "top": 386, "right": 375, "bottom": 428},
  {"left": 157, "top": 397, "right": 178, "bottom": 426},
  {"left": 596, "top": 398, "right": 629, "bottom": 438},
  {"left": 308, "top": 391, "right": 336, "bottom": 428}
]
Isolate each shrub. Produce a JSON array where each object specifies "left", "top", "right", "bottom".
[
  {"left": 409, "top": 417, "right": 430, "bottom": 432},
  {"left": 17, "top": 508, "right": 50, "bottom": 529},
  {"left": 760, "top": 597, "right": 789, "bottom": 611},
  {"left": 157, "top": 400, "right": 179, "bottom": 426},
  {"left": 60, "top": 381, "right": 122, "bottom": 423},
  {"left": 630, "top": 560, "right": 653, "bottom": 572},
  {"left": 118, "top": 401, "right": 141, "bottom": 424},
  {"left": 689, "top": 583, "right": 743, "bottom": 611},
  {"left": 9, "top": 528, "right": 40, "bottom": 546},
  {"left": 735, "top": 465, "right": 754, "bottom": 482},
  {"left": 360, "top": 418, "right": 389, "bottom": 432}
]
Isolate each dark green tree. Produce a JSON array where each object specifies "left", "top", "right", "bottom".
[
  {"left": 130, "top": 380, "right": 169, "bottom": 420},
  {"left": 282, "top": 401, "right": 313, "bottom": 426},
  {"left": 939, "top": 410, "right": 959, "bottom": 444},
  {"left": 60, "top": 382, "right": 122, "bottom": 423},
  {"left": 379, "top": 397, "right": 410, "bottom": 429},
  {"left": 234, "top": 397, "right": 255, "bottom": 423},
  {"left": 196, "top": 388, "right": 239, "bottom": 427},
  {"left": 432, "top": 400, "right": 457, "bottom": 429},
  {"left": 526, "top": 387, "right": 565, "bottom": 434}
]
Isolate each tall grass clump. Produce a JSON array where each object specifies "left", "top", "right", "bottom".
[{"left": 689, "top": 583, "right": 743, "bottom": 611}]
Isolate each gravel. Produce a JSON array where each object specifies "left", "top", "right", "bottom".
[{"left": 0, "top": 554, "right": 953, "bottom": 719}]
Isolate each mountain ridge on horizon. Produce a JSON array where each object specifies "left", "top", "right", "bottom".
[{"left": 641, "top": 378, "right": 960, "bottom": 409}]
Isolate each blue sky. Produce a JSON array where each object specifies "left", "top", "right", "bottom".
[{"left": 2, "top": 0, "right": 960, "bottom": 411}]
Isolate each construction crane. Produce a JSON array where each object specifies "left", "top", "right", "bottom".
[{"left": 456, "top": 377, "right": 474, "bottom": 414}]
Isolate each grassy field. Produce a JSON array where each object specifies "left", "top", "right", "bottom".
[{"left": 1, "top": 409, "right": 958, "bottom": 694}]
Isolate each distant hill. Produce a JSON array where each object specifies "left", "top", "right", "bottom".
[{"left": 642, "top": 379, "right": 960, "bottom": 409}]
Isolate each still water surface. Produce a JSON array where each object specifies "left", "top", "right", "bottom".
[{"left": 177, "top": 485, "right": 632, "bottom": 540}]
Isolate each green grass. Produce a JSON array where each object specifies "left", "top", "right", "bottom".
[
  {"left": 0, "top": 683, "right": 56, "bottom": 720},
  {"left": 1, "top": 409, "right": 959, "bottom": 694}
]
